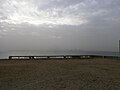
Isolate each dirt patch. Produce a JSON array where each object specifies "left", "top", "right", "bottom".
[{"left": 0, "top": 59, "right": 120, "bottom": 90}]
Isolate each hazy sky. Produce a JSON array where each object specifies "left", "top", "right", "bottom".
[{"left": 0, "top": 0, "right": 120, "bottom": 51}]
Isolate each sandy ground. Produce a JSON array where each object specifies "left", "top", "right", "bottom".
[{"left": 0, "top": 58, "right": 120, "bottom": 90}]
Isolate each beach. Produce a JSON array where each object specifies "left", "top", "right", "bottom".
[{"left": 0, "top": 58, "right": 120, "bottom": 90}]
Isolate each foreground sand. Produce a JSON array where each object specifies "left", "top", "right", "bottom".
[{"left": 0, "top": 58, "right": 120, "bottom": 90}]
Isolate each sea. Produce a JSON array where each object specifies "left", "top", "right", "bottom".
[{"left": 0, "top": 50, "right": 119, "bottom": 59}]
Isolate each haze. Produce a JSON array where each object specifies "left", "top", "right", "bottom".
[{"left": 0, "top": 0, "right": 120, "bottom": 52}]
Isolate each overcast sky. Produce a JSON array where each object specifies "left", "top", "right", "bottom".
[{"left": 0, "top": 0, "right": 120, "bottom": 52}]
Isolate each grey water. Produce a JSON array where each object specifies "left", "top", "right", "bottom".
[{"left": 0, "top": 50, "right": 119, "bottom": 59}]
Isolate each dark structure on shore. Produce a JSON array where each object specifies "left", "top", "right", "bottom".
[
  {"left": 9, "top": 55, "right": 90, "bottom": 60},
  {"left": 8, "top": 55, "right": 119, "bottom": 60},
  {"left": 119, "top": 40, "right": 120, "bottom": 56}
]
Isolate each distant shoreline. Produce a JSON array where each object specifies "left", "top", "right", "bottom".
[{"left": 0, "top": 51, "right": 119, "bottom": 59}]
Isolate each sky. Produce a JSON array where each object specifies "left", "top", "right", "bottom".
[{"left": 0, "top": 0, "right": 120, "bottom": 52}]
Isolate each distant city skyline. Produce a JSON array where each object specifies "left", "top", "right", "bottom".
[{"left": 0, "top": 0, "right": 120, "bottom": 52}]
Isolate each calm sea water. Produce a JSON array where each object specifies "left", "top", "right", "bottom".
[{"left": 0, "top": 50, "right": 119, "bottom": 59}]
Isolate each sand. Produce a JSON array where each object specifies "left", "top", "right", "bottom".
[{"left": 0, "top": 58, "right": 120, "bottom": 90}]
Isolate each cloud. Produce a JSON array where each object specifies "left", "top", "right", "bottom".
[
  {"left": 1, "top": 0, "right": 120, "bottom": 32},
  {"left": 0, "top": 0, "right": 120, "bottom": 51},
  {"left": 0, "top": 0, "right": 87, "bottom": 26},
  {"left": 1, "top": 0, "right": 120, "bottom": 27}
]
